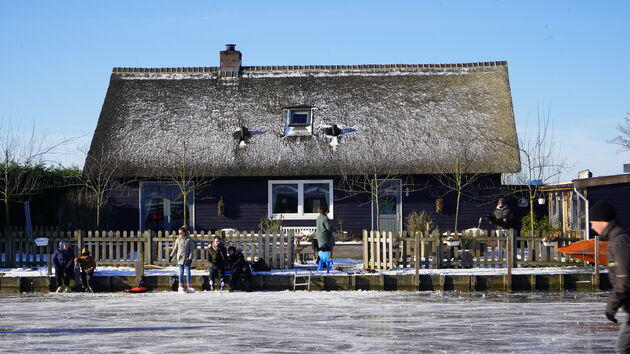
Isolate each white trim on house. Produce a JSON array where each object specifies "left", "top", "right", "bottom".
[{"left": 268, "top": 179, "right": 334, "bottom": 220}]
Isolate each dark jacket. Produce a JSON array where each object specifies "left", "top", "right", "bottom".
[
  {"left": 316, "top": 213, "right": 335, "bottom": 250},
  {"left": 208, "top": 245, "right": 228, "bottom": 269},
  {"left": 489, "top": 205, "right": 512, "bottom": 229},
  {"left": 53, "top": 247, "right": 75, "bottom": 271},
  {"left": 228, "top": 249, "right": 250, "bottom": 274},
  {"left": 600, "top": 220, "right": 630, "bottom": 315}
]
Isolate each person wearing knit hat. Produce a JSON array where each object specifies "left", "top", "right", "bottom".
[
  {"left": 590, "top": 201, "right": 630, "bottom": 352},
  {"left": 52, "top": 240, "right": 75, "bottom": 292},
  {"left": 75, "top": 248, "right": 97, "bottom": 292}
]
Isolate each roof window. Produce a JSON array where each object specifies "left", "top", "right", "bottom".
[{"left": 284, "top": 108, "right": 313, "bottom": 136}]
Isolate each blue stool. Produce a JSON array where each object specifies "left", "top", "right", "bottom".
[{"left": 317, "top": 251, "right": 334, "bottom": 273}]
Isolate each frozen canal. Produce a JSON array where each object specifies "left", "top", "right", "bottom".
[{"left": 0, "top": 291, "right": 620, "bottom": 353}]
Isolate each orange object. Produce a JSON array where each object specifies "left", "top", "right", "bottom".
[
  {"left": 124, "top": 286, "right": 148, "bottom": 293},
  {"left": 558, "top": 239, "right": 607, "bottom": 265}
]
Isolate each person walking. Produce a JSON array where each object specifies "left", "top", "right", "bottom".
[
  {"left": 208, "top": 236, "right": 228, "bottom": 291},
  {"left": 75, "top": 248, "right": 97, "bottom": 292},
  {"left": 169, "top": 226, "right": 196, "bottom": 293},
  {"left": 53, "top": 241, "right": 75, "bottom": 292},
  {"left": 589, "top": 202, "right": 630, "bottom": 353}
]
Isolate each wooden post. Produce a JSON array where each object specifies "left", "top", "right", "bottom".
[
  {"left": 506, "top": 229, "right": 514, "bottom": 290},
  {"left": 287, "top": 230, "right": 295, "bottom": 269},
  {"left": 434, "top": 230, "right": 442, "bottom": 269},
  {"left": 76, "top": 230, "right": 83, "bottom": 253},
  {"left": 47, "top": 237, "right": 52, "bottom": 276},
  {"left": 388, "top": 231, "right": 394, "bottom": 270},
  {"left": 594, "top": 235, "right": 600, "bottom": 290},
  {"left": 145, "top": 230, "right": 153, "bottom": 265},
  {"left": 7, "top": 228, "right": 14, "bottom": 268},
  {"left": 135, "top": 250, "right": 144, "bottom": 287},
  {"left": 363, "top": 230, "right": 369, "bottom": 269},
  {"left": 414, "top": 231, "right": 420, "bottom": 289}
]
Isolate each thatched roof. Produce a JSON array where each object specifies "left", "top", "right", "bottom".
[{"left": 87, "top": 62, "right": 520, "bottom": 177}]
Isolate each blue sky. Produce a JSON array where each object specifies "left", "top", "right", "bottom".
[{"left": 1, "top": 0, "right": 628, "bottom": 181}]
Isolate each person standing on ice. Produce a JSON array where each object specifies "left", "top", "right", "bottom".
[
  {"left": 207, "top": 235, "right": 228, "bottom": 291},
  {"left": 589, "top": 202, "right": 630, "bottom": 353},
  {"left": 169, "top": 226, "right": 196, "bottom": 293},
  {"left": 53, "top": 241, "right": 75, "bottom": 292}
]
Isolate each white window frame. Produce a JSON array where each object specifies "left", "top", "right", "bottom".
[
  {"left": 139, "top": 181, "right": 195, "bottom": 232},
  {"left": 284, "top": 108, "right": 313, "bottom": 137},
  {"left": 268, "top": 179, "right": 333, "bottom": 220}
]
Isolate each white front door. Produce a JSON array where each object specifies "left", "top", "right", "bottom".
[{"left": 372, "top": 179, "right": 402, "bottom": 232}]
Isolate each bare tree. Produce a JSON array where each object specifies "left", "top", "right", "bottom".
[
  {"left": 334, "top": 142, "right": 426, "bottom": 231},
  {"left": 610, "top": 113, "right": 630, "bottom": 151},
  {"left": 0, "top": 117, "right": 71, "bottom": 227},
  {"left": 503, "top": 108, "right": 570, "bottom": 231},
  {"left": 70, "top": 146, "right": 126, "bottom": 229},
  {"left": 432, "top": 139, "right": 491, "bottom": 233},
  {"left": 158, "top": 140, "right": 215, "bottom": 229}
]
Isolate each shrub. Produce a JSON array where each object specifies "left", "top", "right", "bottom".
[
  {"left": 405, "top": 210, "right": 434, "bottom": 234},
  {"left": 259, "top": 216, "right": 283, "bottom": 234}
]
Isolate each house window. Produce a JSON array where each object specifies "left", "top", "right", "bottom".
[
  {"left": 268, "top": 180, "right": 333, "bottom": 219},
  {"left": 140, "top": 181, "right": 194, "bottom": 232},
  {"left": 284, "top": 108, "right": 313, "bottom": 136}
]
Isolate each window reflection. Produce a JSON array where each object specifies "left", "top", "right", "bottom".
[
  {"left": 304, "top": 183, "right": 329, "bottom": 213},
  {"left": 272, "top": 184, "right": 298, "bottom": 214}
]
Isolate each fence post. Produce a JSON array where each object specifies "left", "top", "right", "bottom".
[
  {"left": 594, "top": 235, "right": 600, "bottom": 290},
  {"left": 414, "top": 231, "right": 420, "bottom": 289},
  {"left": 7, "top": 228, "right": 14, "bottom": 268},
  {"left": 135, "top": 249, "right": 144, "bottom": 287},
  {"left": 145, "top": 230, "right": 153, "bottom": 265},
  {"left": 434, "top": 230, "right": 442, "bottom": 269},
  {"left": 76, "top": 230, "right": 83, "bottom": 252},
  {"left": 506, "top": 229, "right": 515, "bottom": 290},
  {"left": 388, "top": 231, "right": 394, "bottom": 270},
  {"left": 288, "top": 230, "right": 294, "bottom": 270},
  {"left": 363, "top": 230, "right": 368, "bottom": 269}
]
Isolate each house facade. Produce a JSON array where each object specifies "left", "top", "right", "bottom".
[{"left": 86, "top": 45, "right": 520, "bottom": 234}]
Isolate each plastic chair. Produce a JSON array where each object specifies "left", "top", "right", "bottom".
[{"left": 317, "top": 251, "right": 334, "bottom": 273}]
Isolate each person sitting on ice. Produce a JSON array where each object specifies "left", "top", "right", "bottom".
[
  {"left": 207, "top": 235, "right": 228, "bottom": 291},
  {"left": 53, "top": 241, "right": 75, "bottom": 292},
  {"left": 227, "top": 246, "right": 252, "bottom": 292},
  {"left": 169, "top": 225, "right": 197, "bottom": 293},
  {"left": 74, "top": 248, "right": 97, "bottom": 292}
]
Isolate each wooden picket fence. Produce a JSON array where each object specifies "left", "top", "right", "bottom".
[
  {"left": 363, "top": 229, "right": 587, "bottom": 271},
  {"left": 0, "top": 228, "right": 295, "bottom": 270}
]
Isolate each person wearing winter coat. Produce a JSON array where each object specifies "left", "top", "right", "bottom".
[
  {"left": 227, "top": 246, "right": 252, "bottom": 292},
  {"left": 53, "top": 241, "right": 75, "bottom": 292},
  {"left": 75, "top": 248, "right": 97, "bottom": 292},
  {"left": 207, "top": 236, "right": 228, "bottom": 291},
  {"left": 169, "top": 226, "right": 196, "bottom": 293},
  {"left": 590, "top": 202, "right": 630, "bottom": 352},
  {"left": 487, "top": 198, "right": 512, "bottom": 231},
  {"left": 316, "top": 206, "right": 335, "bottom": 252}
]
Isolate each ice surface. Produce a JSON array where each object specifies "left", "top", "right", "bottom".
[{"left": 0, "top": 291, "right": 619, "bottom": 353}]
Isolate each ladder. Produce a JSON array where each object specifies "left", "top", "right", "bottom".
[{"left": 293, "top": 274, "right": 311, "bottom": 291}]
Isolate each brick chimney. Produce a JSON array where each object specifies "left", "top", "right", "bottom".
[{"left": 220, "top": 44, "right": 242, "bottom": 75}]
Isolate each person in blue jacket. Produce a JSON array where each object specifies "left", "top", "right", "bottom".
[{"left": 53, "top": 241, "right": 75, "bottom": 292}]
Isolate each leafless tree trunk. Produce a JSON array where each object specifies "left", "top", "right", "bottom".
[{"left": 610, "top": 113, "right": 630, "bottom": 151}]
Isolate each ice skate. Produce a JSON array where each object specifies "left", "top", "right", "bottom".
[
  {"left": 219, "top": 280, "right": 225, "bottom": 291},
  {"left": 63, "top": 285, "right": 71, "bottom": 292},
  {"left": 186, "top": 284, "right": 196, "bottom": 293},
  {"left": 209, "top": 280, "right": 214, "bottom": 291},
  {"left": 55, "top": 286, "right": 63, "bottom": 293},
  {"left": 177, "top": 284, "right": 186, "bottom": 293}
]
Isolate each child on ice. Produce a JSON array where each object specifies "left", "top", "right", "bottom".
[
  {"left": 53, "top": 241, "right": 75, "bottom": 292},
  {"left": 169, "top": 226, "right": 196, "bottom": 293}
]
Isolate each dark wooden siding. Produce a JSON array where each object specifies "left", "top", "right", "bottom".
[{"left": 588, "top": 184, "right": 630, "bottom": 227}]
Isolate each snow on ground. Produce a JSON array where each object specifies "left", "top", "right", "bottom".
[
  {"left": 0, "top": 258, "right": 602, "bottom": 278},
  {"left": 0, "top": 291, "right": 620, "bottom": 353}
]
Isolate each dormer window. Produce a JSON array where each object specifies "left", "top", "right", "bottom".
[{"left": 284, "top": 108, "right": 313, "bottom": 136}]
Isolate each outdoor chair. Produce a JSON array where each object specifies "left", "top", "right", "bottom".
[{"left": 317, "top": 251, "right": 334, "bottom": 273}]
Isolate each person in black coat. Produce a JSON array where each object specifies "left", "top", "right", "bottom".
[
  {"left": 487, "top": 198, "right": 513, "bottom": 231},
  {"left": 228, "top": 246, "right": 252, "bottom": 292},
  {"left": 207, "top": 236, "right": 228, "bottom": 291},
  {"left": 53, "top": 241, "right": 75, "bottom": 292}
]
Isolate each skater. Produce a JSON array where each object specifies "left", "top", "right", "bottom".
[
  {"left": 207, "top": 235, "right": 228, "bottom": 291},
  {"left": 316, "top": 206, "right": 335, "bottom": 270},
  {"left": 53, "top": 241, "right": 75, "bottom": 292},
  {"left": 590, "top": 202, "right": 630, "bottom": 353},
  {"left": 169, "top": 226, "right": 196, "bottom": 293},
  {"left": 227, "top": 246, "right": 252, "bottom": 291},
  {"left": 75, "top": 248, "right": 97, "bottom": 292}
]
